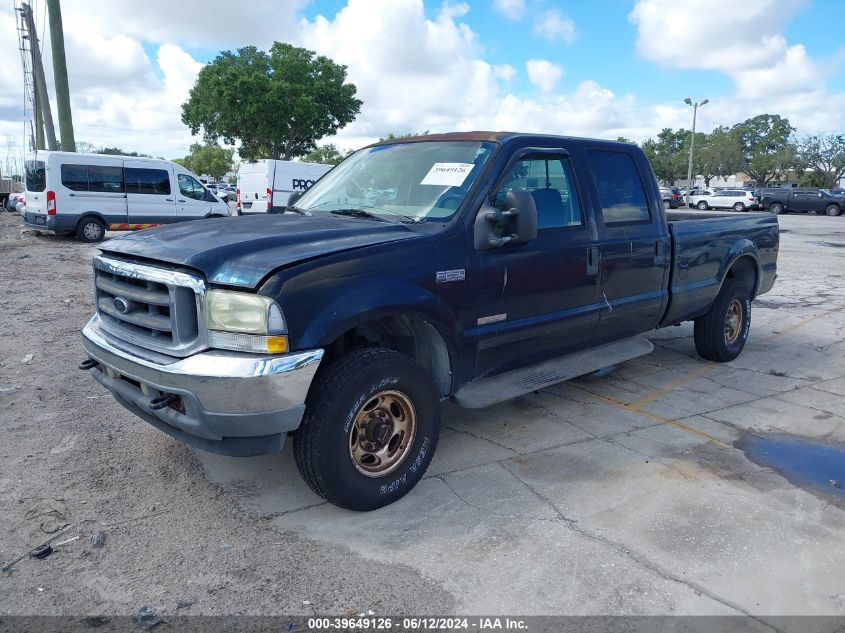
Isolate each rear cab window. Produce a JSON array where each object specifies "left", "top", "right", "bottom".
[{"left": 587, "top": 150, "right": 651, "bottom": 225}]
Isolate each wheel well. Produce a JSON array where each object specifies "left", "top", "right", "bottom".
[
  {"left": 725, "top": 255, "right": 758, "bottom": 298},
  {"left": 75, "top": 213, "right": 106, "bottom": 227},
  {"left": 322, "top": 315, "right": 452, "bottom": 397}
]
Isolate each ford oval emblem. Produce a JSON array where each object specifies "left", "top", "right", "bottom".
[{"left": 113, "top": 297, "right": 130, "bottom": 314}]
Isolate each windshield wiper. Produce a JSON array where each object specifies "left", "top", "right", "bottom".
[
  {"left": 329, "top": 208, "right": 390, "bottom": 222},
  {"left": 285, "top": 205, "right": 311, "bottom": 216}
]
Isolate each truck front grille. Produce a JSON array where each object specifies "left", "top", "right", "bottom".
[{"left": 93, "top": 256, "right": 206, "bottom": 357}]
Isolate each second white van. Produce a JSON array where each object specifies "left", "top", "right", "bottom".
[
  {"left": 237, "top": 159, "right": 332, "bottom": 214},
  {"left": 23, "top": 151, "right": 231, "bottom": 242}
]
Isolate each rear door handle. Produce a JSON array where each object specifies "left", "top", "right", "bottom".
[
  {"left": 587, "top": 246, "right": 599, "bottom": 276},
  {"left": 165, "top": 198, "right": 173, "bottom": 201},
  {"left": 178, "top": 199, "right": 186, "bottom": 203},
  {"left": 654, "top": 239, "right": 666, "bottom": 265}
]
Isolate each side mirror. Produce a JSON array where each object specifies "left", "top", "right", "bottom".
[
  {"left": 818, "top": 192, "right": 823, "bottom": 198},
  {"left": 288, "top": 191, "right": 303, "bottom": 207},
  {"left": 474, "top": 190, "right": 538, "bottom": 251}
]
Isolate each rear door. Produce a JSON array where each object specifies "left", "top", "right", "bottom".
[
  {"left": 587, "top": 148, "right": 669, "bottom": 344},
  {"left": 176, "top": 173, "right": 212, "bottom": 219},
  {"left": 471, "top": 148, "right": 602, "bottom": 377},
  {"left": 238, "top": 162, "right": 270, "bottom": 213},
  {"left": 792, "top": 189, "right": 822, "bottom": 213},
  {"left": 125, "top": 161, "right": 176, "bottom": 227}
]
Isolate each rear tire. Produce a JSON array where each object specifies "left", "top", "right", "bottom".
[
  {"left": 697, "top": 201, "right": 708, "bottom": 210},
  {"left": 733, "top": 202, "right": 746, "bottom": 212},
  {"left": 825, "top": 204, "right": 841, "bottom": 217},
  {"left": 76, "top": 217, "right": 106, "bottom": 243},
  {"left": 693, "top": 279, "right": 751, "bottom": 362},
  {"left": 769, "top": 202, "right": 784, "bottom": 215},
  {"left": 293, "top": 348, "right": 441, "bottom": 511}
]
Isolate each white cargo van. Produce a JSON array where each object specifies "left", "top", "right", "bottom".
[
  {"left": 237, "top": 159, "right": 332, "bottom": 214},
  {"left": 23, "top": 151, "right": 231, "bottom": 242}
]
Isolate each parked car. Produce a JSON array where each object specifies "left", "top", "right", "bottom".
[
  {"left": 22, "top": 151, "right": 230, "bottom": 242},
  {"left": 79, "top": 132, "right": 779, "bottom": 511},
  {"left": 758, "top": 187, "right": 843, "bottom": 216},
  {"left": 690, "top": 189, "right": 759, "bottom": 212},
  {"left": 237, "top": 159, "right": 332, "bottom": 214},
  {"left": 6, "top": 192, "right": 20, "bottom": 212},
  {"left": 659, "top": 187, "right": 682, "bottom": 209},
  {"left": 829, "top": 187, "right": 845, "bottom": 196}
]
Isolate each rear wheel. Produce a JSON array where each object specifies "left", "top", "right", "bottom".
[
  {"left": 663, "top": 199, "right": 670, "bottom": 209},
  {"left": 693, "top": 278, "right": 751, "bottom": 362},
  {"left": 733, "top": 202, "right": 746, "bottom": 212},
  {"left": 769, "top": 202, "right": 784, "bottom": 215},
  {"left": 294, "top": 348, "right": 440, "bottom": 511},
  {"left": 825, "top": 204, "right": 841, "bottom": 217},
  {"left": 76, "top": 217, "right": 106, "bottom": 243},
  {"left": 697, "top": 201, "right": 708, "bottom": 210}
]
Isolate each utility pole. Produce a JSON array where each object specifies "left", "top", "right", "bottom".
[
  {"left": 21, "top": 2, "right": 58, "bottom": 151},
  {"left": 683, "top": 97, "right": 708, "bottom": 207},
  {"left": 46, "top": 0, "right": 74, "bottom": 151}
]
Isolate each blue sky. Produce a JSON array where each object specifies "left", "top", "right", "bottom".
[
  {"left": 4, "top": 0, "right": 842, "bottom": 159},
  {"left": 163, "top": 0, "right": 843, "bottom": 116}
]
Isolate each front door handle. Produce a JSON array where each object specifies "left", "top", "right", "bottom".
[
  {"left": 177, "top": 199, "right": 186, "bottom": 203},
  {"left": 165, "top": 198, "right": 173, "bottom": 202},
  {"left": 587, "top": 246, "right": 599, "bottom": 276}
]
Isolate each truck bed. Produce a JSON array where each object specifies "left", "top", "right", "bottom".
[{"left": 661, "top": 210, "right": 779, "bottom": 326}]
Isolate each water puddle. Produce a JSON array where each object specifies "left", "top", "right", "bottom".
[
  {"left": 736, "top": 433, "right": 845, "bottom": 505},
  {"left": 810, "top": 240, "right": 845, "bottom": 248}
]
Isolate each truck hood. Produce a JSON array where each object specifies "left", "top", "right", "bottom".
[{"left": 100, "top": 214, "right": 424, "bottom": 288}]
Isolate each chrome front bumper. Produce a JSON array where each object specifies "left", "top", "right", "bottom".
[{"left": 81, "top": 315, "right": 324, "bottom": 456}]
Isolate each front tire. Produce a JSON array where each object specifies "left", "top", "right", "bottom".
[
  {"left": 825, "top": 204, "right": 841, "bottom": 217},
  {"left": 693, "top": 279, "right": 751, "bottom": 362},
  {"left": 294, "top": 348, "right": 441, "bottom": 511},
  {"left": 76, "top": 217, "right": 106, "bottom": 243}
]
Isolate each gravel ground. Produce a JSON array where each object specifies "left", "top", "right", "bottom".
[{"left": 0, "top": 213, "right": 452, "bottom": 616}]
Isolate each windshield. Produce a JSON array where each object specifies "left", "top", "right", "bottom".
[{"left": 294, "top": 140, "right": 496, "bottom": 223}]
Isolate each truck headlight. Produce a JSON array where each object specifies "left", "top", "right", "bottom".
[{"left": 205, "top": 290, "right": 288, "bottom": 354}]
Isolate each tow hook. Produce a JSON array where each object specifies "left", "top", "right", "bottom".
[
  {"left": 78, "top": 358, "right": 99, "bottom": 370},
  {"left": 148, "top": 393, "right": 179, "bottom": 411}
]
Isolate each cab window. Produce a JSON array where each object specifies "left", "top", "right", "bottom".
[
  {"left": 587, "top": 150, "right": 650, "bottom": 224},
  {"left": 494, "top": 154, "right": 582, "bottom": 229},
  {"left": 178, "top": 174, "right": 206, "bottom": 200}
]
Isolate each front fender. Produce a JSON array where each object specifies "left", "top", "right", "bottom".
[{"left": 297, "top": 281, "right": 461, "bottom": 354}]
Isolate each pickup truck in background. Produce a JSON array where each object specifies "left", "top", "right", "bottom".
[
  {"left": 757, "top": 186, "right": 844, "bottom": 216},
  {"left": 79, "top": 132, "right": 779, "bottom": 510}
]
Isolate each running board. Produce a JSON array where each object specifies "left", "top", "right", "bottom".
[{"left": 453, "top": 336, "right": 654, "bottom": 409}]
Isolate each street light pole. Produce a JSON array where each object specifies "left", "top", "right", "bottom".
[{"left": 683, "top": 97, "right": 708, "bottom": 207}]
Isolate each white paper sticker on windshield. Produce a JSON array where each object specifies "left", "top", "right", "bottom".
[{"left": 420, "top": 163, "right": 475, "bottom": 187}]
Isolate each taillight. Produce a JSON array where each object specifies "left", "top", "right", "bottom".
[
  {"left": 266, "top": 187, "right": 272, "bottom": 210},
  {"left": 235, "top": 188, "right": 240, "bottom": 209},
  {"left": 47, "top": 190, "right": 56, "bottom": 215}
]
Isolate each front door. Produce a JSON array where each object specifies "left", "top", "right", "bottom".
[
  {"left": 470, "top": 150, "right": 602, "bottom": 378},
  {"left": 125, "top": 163, "right": 176, "bottom": 226},
  {"left": 586, "top": 148, "right": 669, "bottom": 345},
  {"left": 176, "top": 174, "right": 212, "bottom": 219}
]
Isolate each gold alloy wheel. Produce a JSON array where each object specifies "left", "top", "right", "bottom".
[
  {"left": 349, "top": 390, "right": 417, "bottom": 477},
  {"left": 724, "top": 299, "right": 744, "bottom": 344}
]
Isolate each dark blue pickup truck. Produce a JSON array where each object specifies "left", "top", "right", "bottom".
[{"left": 80, "top": 132, "right": 778, "bottom": 510}]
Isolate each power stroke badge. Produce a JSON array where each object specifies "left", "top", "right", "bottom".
[{"left": 436, "top": 269, "right": 466, "bottom": 283}]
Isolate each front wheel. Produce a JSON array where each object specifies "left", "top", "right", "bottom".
[
  {"left": 825, "top": 204, "right": 842, "bottom": 217},
  {"left": 294, "top": 348, "right": 440, "bottom": 511},
  {"left": 693, "top": 279, "right": 751, "bottom": 362}
]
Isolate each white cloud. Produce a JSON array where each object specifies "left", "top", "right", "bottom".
[
  {"left": 492, "top": 0, "right": 525, "bottom": 21},
  {"left": 525, "top": 59, "right": 564, "bottom": 93},
  {"left": 494, "top": 64, "right": 517, "bottom": 81},
  {"left": 534, "top": 9, "right": 576, "bottom": 44}
]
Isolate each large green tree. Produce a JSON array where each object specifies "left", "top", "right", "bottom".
[
  {"left": 642, "top": 128, "right": 688, "bottom": 185},
  {"left": 696, "top": 126, "right": 744, "bottom": 187},
  {"left": 182, "top": 43, "right": 362, "bottom": 161},
  {"left": 301, "top": 143, "right": 351, "bottom": 165},
  {"left": 731, "top": 114, "right": 797, "bottom": 185},
  {"left": 796, "top": 133, "right": 845, "bottom": 189}
]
